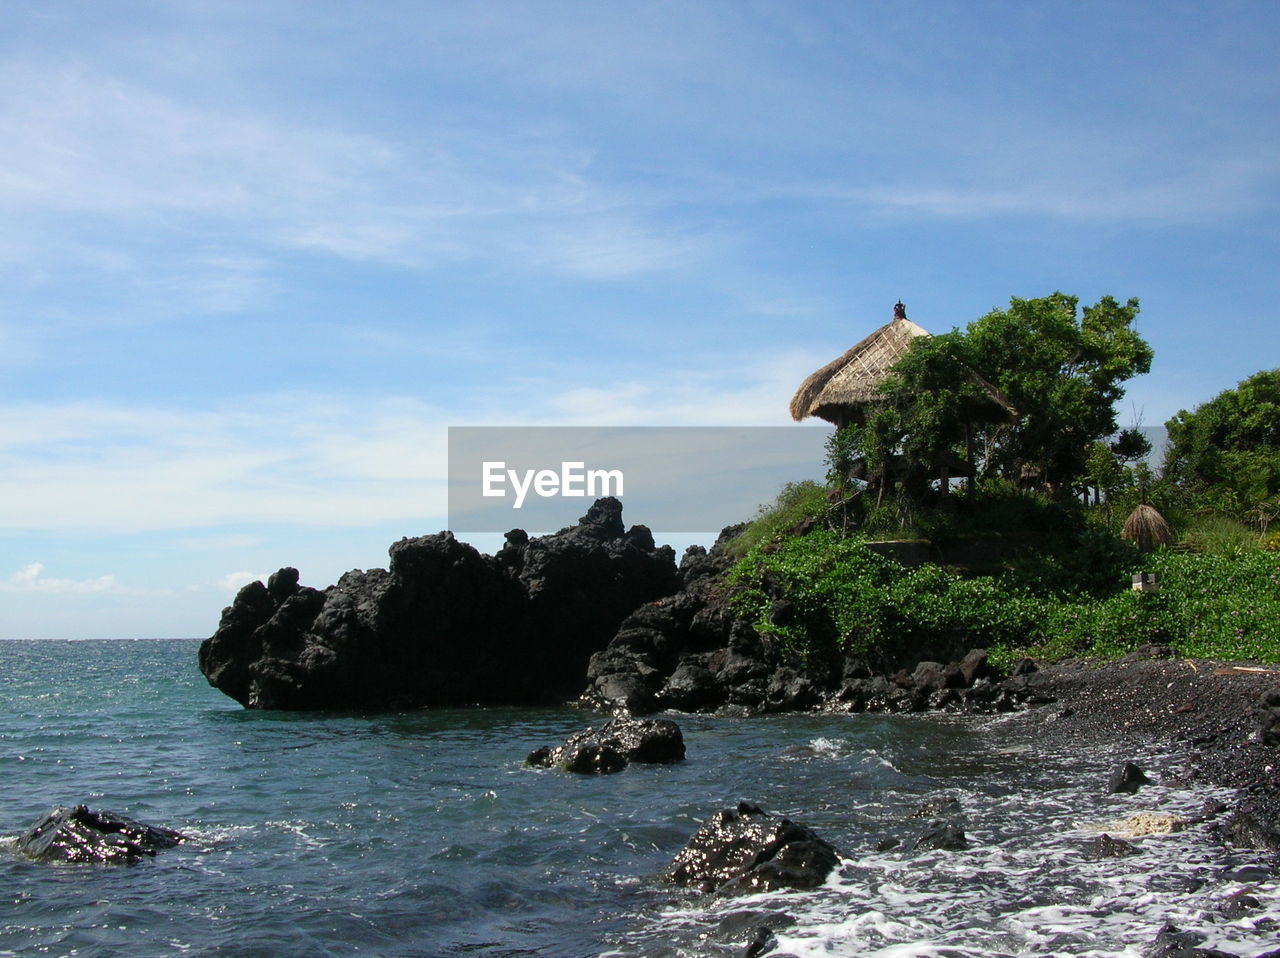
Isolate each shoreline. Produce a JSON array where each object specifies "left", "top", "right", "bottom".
[{"left": 1006, "top": 656, "right": 1280, "bottom": 789}]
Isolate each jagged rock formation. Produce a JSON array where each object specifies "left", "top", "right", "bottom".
[
  {"left": 581, "top": 530, "right": 1037, "bottom": 716},
  {"left": 199, "top": 498, "right": 679, "bottom": 709}
]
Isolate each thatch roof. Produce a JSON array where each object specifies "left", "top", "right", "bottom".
[
  {"left": 790, "top": 302, "right": 1020, "bottom": 427},
  {"left": 790, "top": 307, "right": 930, "bottom": 424}
]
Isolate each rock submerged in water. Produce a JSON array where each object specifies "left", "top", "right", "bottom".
[
  {"left": 666, "top": 801, "right": 840, "bottom": 894},
  {"left": 526, "top": 717, "right": 686, "bottom": 774},
  {"left": 17, "top": 806, "right": 184, "bottom": 864},
  {"left": 199, "top": 498, "right": 679, "bottom": 710},
  {"left": 1083, "top": 833, "right": 1139, "bottom": 859},
  {"left": 1217, "top": 785, "right": 1280, "bottom": 852},
  {"left": 1107, "top": 761, "right": 1153, "bottom": 794}
]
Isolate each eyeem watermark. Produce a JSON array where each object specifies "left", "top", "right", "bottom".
[
  {"left": 482, "top": 461, "right": 624, "bottom": 509},
  {"left": 449, "top": 426, "right": 829, "bottom": 534}
]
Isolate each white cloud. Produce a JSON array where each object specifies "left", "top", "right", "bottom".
[
  {"left": 3, "top": 562, "right": 119, "bottom": 594},
  {"left": 0, "top": 60, "right": 705, "bottom": 290},
  {"left": 0, "top": 394, "right": 454, "bottom": 532},
  {"left": 822, "top": 157, "right": 1280, "bottom": 224},
  {"left": 216, "top": 571, "right": 267, "bottom": 595},
  {"left": 0, "top": 347, "right": 825, "bottom": 534}
]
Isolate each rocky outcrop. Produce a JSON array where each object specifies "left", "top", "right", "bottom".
[
  {"left": 526, "top": 717, "right": 686, "bottom": 773},
  {"left": 1257, "top": 688, "right": 1280, "bottom": 746},
  {"left": 665, "top": 801, "right": 841, "bottom": 894},
  {"left": 581, "top": 536, "right": 1035, "bottom": 716},
  {"left": 1083, "top": 834, "right": 1139, "bottom": 859},
  {"left": 199, "top": 498, "right": 679, "bottom": 709},
  {"left": 17, "top": 806, "right": 184, "bottom": 864}
]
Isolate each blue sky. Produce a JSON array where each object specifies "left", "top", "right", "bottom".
[{"left": 2, "top": 1, "right": 1278, "bottom": 638}]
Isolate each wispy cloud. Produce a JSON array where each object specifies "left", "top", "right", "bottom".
[
  {"left": 815, "top": 155, "right": 1280, "bottom": 224},
  {"left": 0, "top": 561, "right": 162, "bottom": 596},
  {"left": 0, "top": 395, "right": 451, "bottom": 532},
  {"left": 0, "top": 347, "right": 824, "bottom": 533},
  {"left": 0, "top": 59, "right": 706, "bottom": 295}
]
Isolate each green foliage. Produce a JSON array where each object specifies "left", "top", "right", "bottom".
[
  {"left": 865, "top": 293, "right": 1152, "bottom": 502},
  {"left": 964, "top": 293, "right": 1153, "bottom": 491},
  {"left": 824, "top": 422, "right": 859, "bottom": 485},
  {"left": 1110, "top": 427, "right": 1153, "bottom": 465},
  {"left": 1164, "top": 369, "right": 1280, "bottom": 532},
  {"left": 1020, "top": 551, "right": 1280, "bottom": 662},
  {"left": 727, "top": 531, "right": 1048, "bottom": 662},
  {"left": 723, "top": 480, "right": 834, "bottom": 558},
  {"left": 913, "top": 478, "right": 1089, "bottom": 545},
  {"left": 1178, "top": 513, "right": 1262, "bottom": 556},
  {"left": 727, "top": 526, "right": 1280, "bottom": 669}
]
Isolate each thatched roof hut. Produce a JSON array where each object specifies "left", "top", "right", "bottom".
[{"left": 789, "top": 302, "right": 929, "bottom": 427}]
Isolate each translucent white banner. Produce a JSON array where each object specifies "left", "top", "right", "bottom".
[{"left": 448, "top": 426, "right": 830, "bottom": 534}]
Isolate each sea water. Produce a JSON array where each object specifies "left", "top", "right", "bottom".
[{"left": 1, "top": 639, "right": 1277, "bottom": 957}]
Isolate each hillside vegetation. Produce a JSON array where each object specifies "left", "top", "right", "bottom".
[{"left": 731, "top": 296, "right": 1280, "bottom": 669}]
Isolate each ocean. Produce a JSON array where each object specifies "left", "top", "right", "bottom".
[{"left": 1, "top": 639, "right": 1276, "bottom": 957}]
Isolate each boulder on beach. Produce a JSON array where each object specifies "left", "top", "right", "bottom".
[
  {"left": 199, "top": 498, "right": 679, "bottom": 710},
  {"left": 665, "top": 801, "right": 841, "bottom": 894},
  {"left": 526, "top": 717, "right": 686, "bottom": 774},
  {"left": 1107, "top": 761, "right": 1153, "bottom": 794},
  {"left": 1218, "top": 786, "right": 1280, "bottom": 852},
  {"left": 1083, "top": 833, "right": 1139, "bottom": 859},
  {"left": 16, "top": 805, "right": 184, "bottom": 864}
]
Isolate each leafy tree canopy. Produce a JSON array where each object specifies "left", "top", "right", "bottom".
[
  {"left": 840, "top": 292, "right": 1152, "bottom": 496},
  {"left": 1163, "top": 369, "right": 1280, "bottom": 530}
]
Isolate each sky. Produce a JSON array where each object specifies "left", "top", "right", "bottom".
[{"left": 2, "top": 1, "right": 1278, "bottom": 638}]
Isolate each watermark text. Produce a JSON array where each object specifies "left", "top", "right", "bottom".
[{"left": 482, "top": 461, "right": 624, "bottom": 509}]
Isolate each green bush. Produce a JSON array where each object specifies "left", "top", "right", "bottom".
[
  {"left": 723, "top": 480, "right": 835, "bottom": 558},
  {"left": 727, "top": 528, "right": 1280, "bottom": 669},
  {"left": 1179, "top": 513, "right": 1262, "bottom": 555}
]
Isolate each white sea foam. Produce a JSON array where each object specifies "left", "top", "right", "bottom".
[{"left": 620, "top": 730, "right": 1280, "bottom": 958}]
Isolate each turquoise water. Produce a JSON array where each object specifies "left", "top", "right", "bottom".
[{"left": 2, "top": 640, "right": 1277, "bottom": 957}]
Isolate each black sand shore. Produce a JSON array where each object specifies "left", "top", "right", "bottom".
[
  {"left": 1002, "top": 656, "right": 1280, "bottom": 858},
  {"left": 1010, "top": 657, "right": 1280, "bottom": 787}
]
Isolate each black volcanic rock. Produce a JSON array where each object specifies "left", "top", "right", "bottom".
[
  {"left": 666, "top": 801, "right": 840, "bottom": 894},
  {"left": 1083, "top": 833, "right": 1139, "bottom": 859},
  {"left": 1108, "top": 761, "right": 1153, "bottom": 794},
  {"left": 526, "top": 717, "right": 686, "bottom": 773},
  {"left": 1218, "top": 786, "right": 1280, "bottom": 852},
  {"left": 17, "top": 806, "right": 184, "bottom": 864},
  {"left": 199, "top": 498, "right": 679, "bottom": 709}
]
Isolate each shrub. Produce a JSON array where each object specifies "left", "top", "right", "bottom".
[
  {"left": 724, "top": 480, "right": 835, "bottom": 558},
  {"left": 1179, "top": 513, "right": 1261, "bottom": 555},
  {"left": 726, "top": 528, "right": 1280, "bottom": 669}
]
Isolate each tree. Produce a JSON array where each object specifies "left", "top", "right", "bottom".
[
  {"left": 865, "top": 292, "right": 1153, "bottom": 498},
  {"left": 1110, "top": 427, "right": 1153, "bottom": 466},
  {"left": 1163, "top": 369, "right": 1280, "bottom": 531},
  {"left": 963, "top": 293, "right": 1152, "bottom": 491}
]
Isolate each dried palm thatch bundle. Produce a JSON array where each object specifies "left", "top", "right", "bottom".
[{"left": 1122, "top": 504, "right": 1173, "bottom": 552}]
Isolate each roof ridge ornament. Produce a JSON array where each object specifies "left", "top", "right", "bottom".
[{"left": 894, "top": 300, "right": 907, "bottom": 320}]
